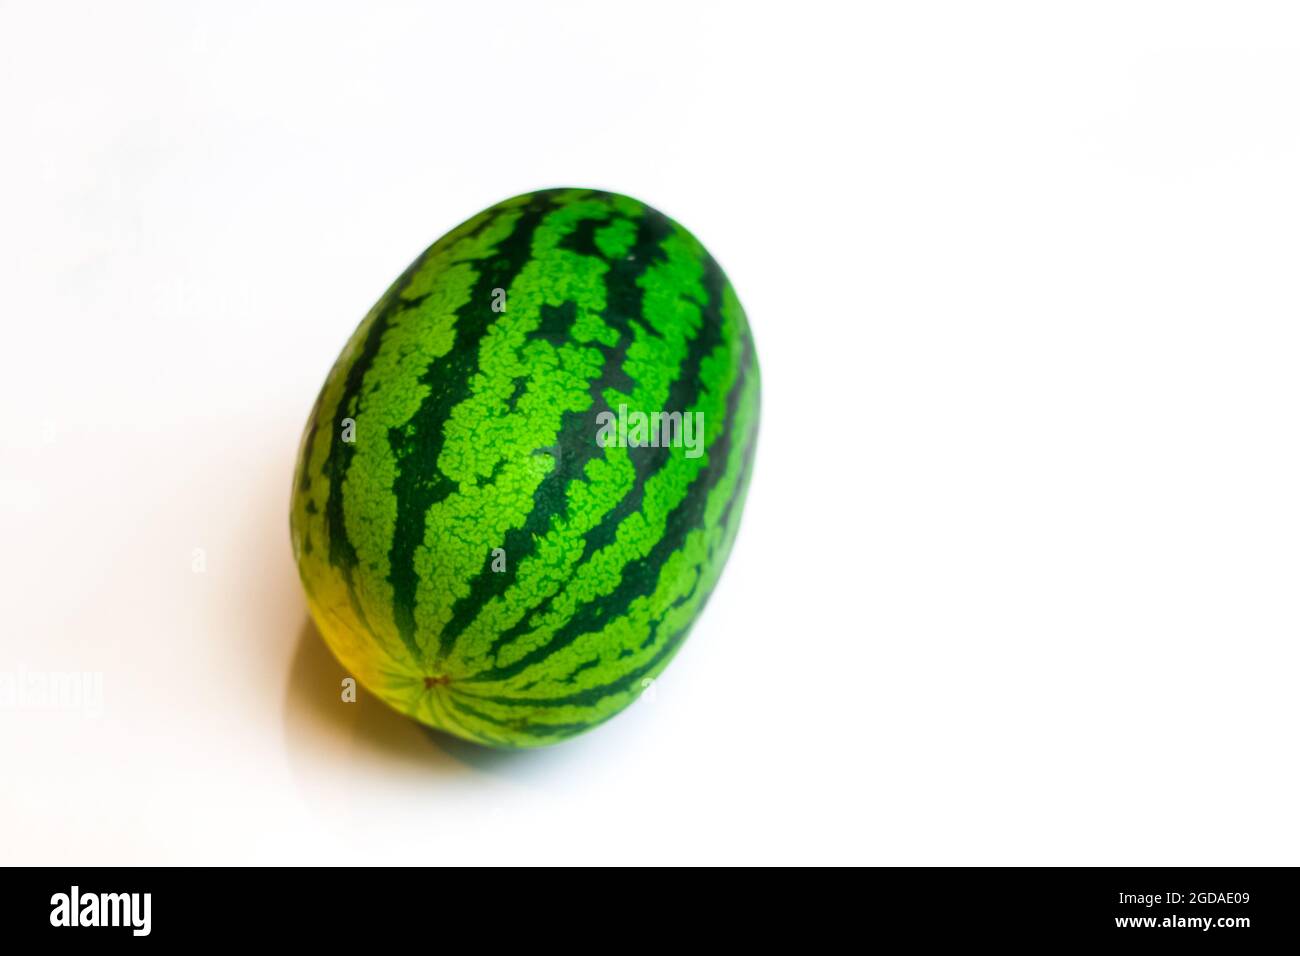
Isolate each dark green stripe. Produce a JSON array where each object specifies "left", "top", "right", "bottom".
[
  {"left": 573, "top": 223, "right": 716, "bottom": 569},
  {"left": 479, "top": 211, "right": 714, "bottom": 663},
  {"left": 296, "top": 393, "right": 322, "bottom": 494},
  {"left": 386, "top": 192, "right": 557, "bottom": 654},
  {"left": 453, "top": 357, "right": 757, "bottom": 721},
  {"left": 464, "top": 254, "right": 749, "bottom": 685},
  {"left": 714, "top": 332, "right": 760, "bottom": 539},
  {"left": 452, "top": 614, "right": 694, "bottom": 712},
  {"left": 445, "top": 694, "right": 594, "bottom": 739},
  {"left": 322, "top": 277, "right": 410, "bottom": 572},
  {"left": 319, "top": 247, "right": 445, "bottom": 637},
  {"left": 716, "top": 409, "right": 758, "bottom": 542},
  {"left": 438, "top": 204, "right": 676, "bottom": 660}
]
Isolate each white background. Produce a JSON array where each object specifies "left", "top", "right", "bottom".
[{"left": 2, "top": 1, "right": 1299, "bottom": 865}]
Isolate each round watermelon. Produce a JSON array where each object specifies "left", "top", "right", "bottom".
[{"left": 290, "top": 188, "right": 760, "bottom": 748}]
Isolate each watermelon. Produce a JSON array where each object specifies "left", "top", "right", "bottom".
[{"left": 289, "top": 188, "right": 760, "bottom": 748}]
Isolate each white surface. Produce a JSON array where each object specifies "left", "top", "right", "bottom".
[{"left": 3, "top": 1, "right": 1299, "bottom": 865}]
